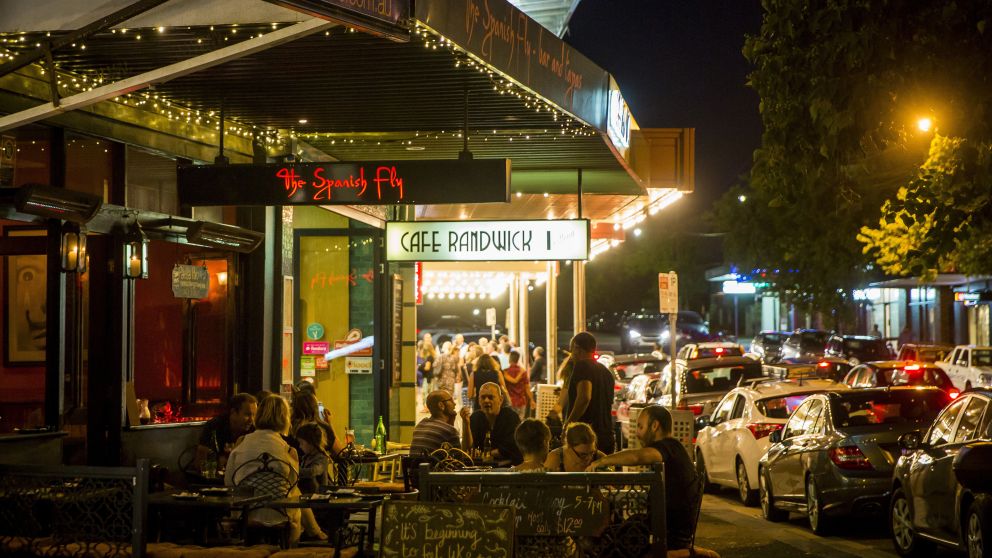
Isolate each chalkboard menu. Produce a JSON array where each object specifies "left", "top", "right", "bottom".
[
  {"left": 380, "top": 501, "right": 515, "bottom": 558},
  {"left": 468, "top": 484, "right": 610, "bottom": 536}
]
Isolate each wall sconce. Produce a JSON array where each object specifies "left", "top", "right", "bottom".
[
  {"left": 123, "top": 222, "right": 148, "bottom": 280},
  {"left": 186, "top": 221, "right": 264, "bottom": 254},
  {"left": 16, "top": 183, "right": 102, "bottom": 223},
  {"left": 60, "top": 222, "right": 88, "bottom": 273}
]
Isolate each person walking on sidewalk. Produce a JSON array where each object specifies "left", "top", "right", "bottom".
[{"left": 562, "top": 332, "right": 616, "bottom": 454}]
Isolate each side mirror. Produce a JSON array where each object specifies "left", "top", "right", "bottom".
[
  {"left": 769, "top": 430, "right": 782, "bottom": 444},
  {"left": 695, "top": 415, "right": 711, "bottom": 431},
  {"left": 898, "top": 431, "right": 924, "bottom": 451}
]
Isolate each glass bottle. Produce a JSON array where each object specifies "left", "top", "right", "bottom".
[
  {"left": 204, "top": 430, "right": 219, "bottom": 479},
  {"left": 482, "top": 430, "right": 493, "bottom": 461},
  {"left": 375, "top": 416, "right": 387, "bottom": 455}
]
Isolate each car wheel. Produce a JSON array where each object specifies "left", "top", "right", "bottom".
[
  {"left": 737, "top": 459, "right": 758, "bottom": 506},
  {"left": 695, "top": 450, "right": 716, "bottom": 493},
  {"left": 890, "top": 488, "right": 933, "bottom": 557},
  {"left": 967, "top": 499, "right": 991, "bottom": 558},
  {"left": 966, "top": 380, "right": 974, "bottom": 391},
  {"left": 760, "top": 468, "right": 788, "bottom": 522},
  {"left": 806, "top": 476, "right": 831, "bottom": 535}
]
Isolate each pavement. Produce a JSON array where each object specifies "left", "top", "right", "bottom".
[{"left": 695, "top": 490, "right": 960, "bottom": 557}]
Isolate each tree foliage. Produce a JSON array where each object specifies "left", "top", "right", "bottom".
[{"left": 713, "top": 0, "right": 992, "bottom": 314}]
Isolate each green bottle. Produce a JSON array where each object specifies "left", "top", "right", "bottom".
[{"left": 375, "top": 416, "right": 387, "bottom": 455}]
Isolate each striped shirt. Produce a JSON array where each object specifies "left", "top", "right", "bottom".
[{"left": 409, "top": 417, "right": 460, "bottom": 456}]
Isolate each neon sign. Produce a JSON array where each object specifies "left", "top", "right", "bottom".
[{"left": 178, "top": 159, "right": 510, "bottom": 206}]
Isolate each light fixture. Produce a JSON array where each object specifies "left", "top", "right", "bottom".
[
  {"left": 15, "top": 183, "right": 102, "bottom": 223},
  {"left": 60, "top": 222, "right": 87, "bottom": 273},
  {"left": 123, "top": 222, "right": 148, "bottom": 280},
  {"left": 186, "top": 221, "right": 264, "bottom": 253},
  {"left": 916, "top": 117, "right": 932, "bottom": 132},
  {"left": 298, "top": 118, "right": 308, "bottom": 124}
]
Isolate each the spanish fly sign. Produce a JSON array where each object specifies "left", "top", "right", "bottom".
[{"left": 385, "top": 220, "right": 589, "bottom": 262}]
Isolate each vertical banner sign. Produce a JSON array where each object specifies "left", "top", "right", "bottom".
[
  {"left": 414, "top": 262, "right": 423, "bottom": 305},
  {"left": 659, "top": 271, "right": 678, "bottom": 314},
  {"left": 391, "top": 275, "right": 403, "bottom": 383}
]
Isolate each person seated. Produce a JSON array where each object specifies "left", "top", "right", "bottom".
[
  {"left": 511, "top": 419, "right": 551, "bottom": 472},
  {"left": 194, "top": 393, "right": 257, "bottom": 475},
  {"left": 291, "top": 392, "right": 345, "bottom": 458},
  {"left": 410, "top": 390, "right": 472, "bottom": 456},
  {"left": 544, "top": 422, "right": 607, "bottom": 472},
  {"left": 294, "top": 422, "right": 331, "bottom": 542},
  {"left": 469, "top": 382, "right": 523, "bottom": 465},
  {"left": 586, "top": 405, "right": 701, "bottom": 552}
]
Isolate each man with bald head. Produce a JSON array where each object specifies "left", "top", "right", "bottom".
[
  {"left": 469, "top": 382, "right": 523, "bottom": 465},
  {"left": 410, "top": 390, "right": 472, "bottom": 456}
]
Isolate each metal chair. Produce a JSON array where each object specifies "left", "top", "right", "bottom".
[{"left": 231, "top": 451, "right": 299, "bottom": 548}]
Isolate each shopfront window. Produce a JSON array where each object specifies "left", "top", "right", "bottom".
[
  {"left": 133, "top": 240, "right": 231, "bottom": 424},
  {"left": 0, "top": 126, "right": 50, "bottom": 188},
  {"left": 65, "top": 133, "right": 111, "bottom": 199}
]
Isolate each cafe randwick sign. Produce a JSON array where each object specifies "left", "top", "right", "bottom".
[
  {"left": 386, "top": 220, "right": 589, "bottom": 262},
  {"left": 177, "top": 159, "right": 510, "bottom": 206}
]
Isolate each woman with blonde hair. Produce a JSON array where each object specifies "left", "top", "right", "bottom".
[
  {"left": 543, "top": 422, "right": 607, "bottom": 472},
  {"left": 435, "top": 341, "right": 461, "bottom": 396}
]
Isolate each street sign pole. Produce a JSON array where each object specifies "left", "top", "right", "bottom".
[{"left": 659, "top": 271, "right": 679, "bottom": 406}]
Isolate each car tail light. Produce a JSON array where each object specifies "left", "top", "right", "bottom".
[
  {"left": 688, "top": 404, "right": 704, "bottom": 416},
  {"left": 746, "top": 423, "right": 783, "bottom": 439},
  {"left": 715, "top": 347, "right": 725, "bottom": 355},
  {"left": 949, "top": 389, "right": 961, "bottom": 399},
  {"left": 904, "top": 364, "right": 921, "bottom": 372},
  {"left": 818, "top": 361, "right": 830, "bottom": 368},
  {"left": 614, "top": 384, "right": 623, "bottom": 391},
  {"left": 829, "top": 445, "right": 874, "bottom": 470}
]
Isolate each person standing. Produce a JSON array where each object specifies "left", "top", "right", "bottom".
[
  {"left": 871, "top": 324, "right": 882, "bottom": 338},
  {"left": 563, "top": 332, "right": 616, "bottom": 454},
  {"left": 468, "top": 354, "right": 508, "bottom": 410},
  {"left": 898, "top": 324, "right": 914, "bottom": 347},
  {"left": 529, "top": 346, "right": 546, "bottom": 384},
  {"left": 434, "top": 341, "right": 461, "bottom": 396},
  {"left": 503, "top": 351, "right": 534, "bottom": 419}
]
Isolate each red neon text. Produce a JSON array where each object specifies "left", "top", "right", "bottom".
[
  {"left": 277, "top": 168, "right": 306, "bottom": 198},
  {"left": 374, "top": 166, "right": 404, "bottom": 200}
]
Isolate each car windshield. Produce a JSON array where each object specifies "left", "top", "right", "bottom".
[
  {"left": 696, "top": 346, "right": 743, "bottom": 358},
  {"left": 974, "top": 350, "right": 992, "bottom": 366},
  {"left": 683, "top": 363, "right": 763, "bottom": 393},
  {"left": 614, "top": 361, "right": 662, "bottom": 382},
  {"left": 888, "top": 368, "right": 953, "bottom": 390},
  {"left": 757, "top": 392, "right": 820, "bottom": 419},
  {"left": 917, "top": 348, "right": 949, "bottom": 363},
  {"left": 845, "top": 339, "right": 889, "bottom": 358},
  {"left": 628, "top": 317, "right": 664, "bottom": 330},
  {"left": 830, "top": 391, "right": 949, "bottom": 428},
  {"left": 761, "top": 333, "right": 786, "bottom": 346},
  {"left": 800, "top": 332, "right": 829, "bottom": 348}
]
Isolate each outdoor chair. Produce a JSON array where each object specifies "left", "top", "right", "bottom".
[
  {"left": 667, "top": 472, "right": 720, "bottom": 558},
  {"left": 231, "top": 451, "right": 299, "bottom": 548}
]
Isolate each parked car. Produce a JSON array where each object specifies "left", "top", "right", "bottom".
[
  {"left": 824, "top": 334, "right": 894, "bottom": 364},
  {"left": 619, "top": 311, "right": 712, "bottom": 354},
  {"left": 896, "top": 343, "right": 953, "bottom": 364},
  {"left": 759, "top": 387, "right": 952, "bottom": 534},
  {"left": 608, "top": 353, "right": 665, "bottom": 425},
  {"left": 418, "top": 315, "right": 501, "bottom": 346},
  {"left": 780, "top": 329, "right": 831, "bottom": 361},
  {"left": 655, "top": 356, "right": 765, "bottom": 418},
  {"left": 939, "top": 345, "right": 992, "bottom": 390},
  {"left": 677, "top": 342, "right": 745, "bottom": 361},
  {"left": 890, "top": 389, "right": 992, "bottom": 557},
  {"left": 841, "top": 361, "right": 959, "bottom": 398},
  {"left": 749, "top": 331, "right": 790, "bottom": 363},
  {"left": 616, "top": 370, "right": 663, "bottom": 445},
  {"left": 695, "top": 378, "right": 847, "bottom": 506}
]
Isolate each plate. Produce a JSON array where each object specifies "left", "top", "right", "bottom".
[
  {"left": 330, "top": 488, "right": 356, "bottom": 495},
  {"left": 171, "top": 492, "right": 202, "bottom": 500},
  {"left": 201, "top": 487, "right": 232, "bottom": 496}
]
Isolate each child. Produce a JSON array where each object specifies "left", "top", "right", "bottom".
[
  {"left": 295, "top": 422, "right": 330, "bottom": 542},
  {"left": 511, "top": 419, "right": 551, "bottom": 472}
]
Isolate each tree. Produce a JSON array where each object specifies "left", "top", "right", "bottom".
[{"left": 713, "top": 0, "right": 992, "bottom": 314}]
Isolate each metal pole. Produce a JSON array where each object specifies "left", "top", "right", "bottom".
[
  {"left": 734, "top": 296, "right": 739, "bottom": 339},
  {"left": 669, "top": 313, "right": 678, "bottom": 406}
]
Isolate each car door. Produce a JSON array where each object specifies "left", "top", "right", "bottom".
[
  {"left": 770, "top": 399, "right": 813, "bottom": 501},
  {"left": 703, "top": 393, "right": 738, "bottom": 482},
  {"left": 787, "top": 399, "right": 825, "bottom": 499},
  {"left": 843, "top": 366, "right": 864, "bottom": 388},
  {"left": 909, "top": 396, "right": 967, "bottom": 533}
]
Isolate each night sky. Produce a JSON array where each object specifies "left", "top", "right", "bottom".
[{"left": 568, "top": 0, "right": 764, "bottom": 216}]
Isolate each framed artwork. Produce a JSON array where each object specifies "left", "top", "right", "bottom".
[{"left": 4, "top": 227, "right": 47, "bottom": 365}]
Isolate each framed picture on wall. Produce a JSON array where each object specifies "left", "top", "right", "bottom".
[{"left": 4, "top": 227, "right": 47, "bottom": 365}]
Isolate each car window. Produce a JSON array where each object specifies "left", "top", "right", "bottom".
[
  {"left": 843, "top": 369, "right": 858, "bottom": 387},
  {"left": 974, "top": 350, "right": 992, "bottom": 367},
  {"left": 957, "top": 350, "right": 970, "bottom": 366},
  {"left": 928, "top": 397, "right": 966, "bottom": 446},
  {"left": 784, "top": 401, "right": 812, "bottom": 439},
  {"left": 730, "top": 395, "right": 747, "bottom": 420},
  {"left": 831, "top": 390, "right": 950, "bottom": 429},
  {"left": 953, "top": 397, "right": 989, "bottom": 444},
  {"left": 901, "top": 347, "right": 917, "bottom": 361},
  {"left": 804, "top": 400, "right": 824, "bottom": 435},
  {"left": 683, "top": 362, "right": 763, "bottom": 393},
  {"left": 712, "top": 393, "right": 736, "bottom": 423}
]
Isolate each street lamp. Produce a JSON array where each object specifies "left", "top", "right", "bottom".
[{"left": 916, "top": 117, "right": 932, "bottom": 132}]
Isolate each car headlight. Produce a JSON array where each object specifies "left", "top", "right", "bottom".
[
  {"left": 660, "top": 331, "right": 670, "bottom": 341},
  {"left": 629, "top": 329, "right": 641, "bottom": 339}
]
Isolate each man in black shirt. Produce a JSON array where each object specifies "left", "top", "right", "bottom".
[
  {"left": 563, "top": 332, "right": 616, "bottom": 454},
  {"left": 586, "top": 405, "right": 700, "bottom": 551},
  {"left": 529, "top": 346, "right": 546, "bottom": 384},
  {"left": 469, "top": 382, "right": 522, "bottom": 465},
  {"left": 195, "top": 393, "right": 257, "bottom": 473}
]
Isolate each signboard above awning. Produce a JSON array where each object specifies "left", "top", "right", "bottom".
[
  {"left": 386, "top": 219, "right": 589, "bottom": 261},
  {"left": 416, "top": 0, "right": 609, "bottom": 131},
  {"left": 266, "top": 0, "right": 410, "bottom": 40},
  {"left": 178, "top": 159, "right": 510, "bottom": 206}
]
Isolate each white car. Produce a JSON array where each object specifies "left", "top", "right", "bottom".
[
  {"left": 939, "top": 345, "right": 992, "bottom": 390},
  {"left": 694, "top": 378, "right": 848, "bottom": 506}
]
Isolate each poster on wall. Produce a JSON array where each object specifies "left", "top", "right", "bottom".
[
  {"left": 4, "top": 227, "right": 46, "bottom": 365},
  {"left": 391, "top": 274, "right": 403, "bottom": 383}
]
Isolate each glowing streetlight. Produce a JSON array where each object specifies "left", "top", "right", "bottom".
[
  {"left": 738, "top": 195, "right": 747, "bottom": 203},
  {"left": 916, "top": 117, "right": 932, "bottom": 132}
]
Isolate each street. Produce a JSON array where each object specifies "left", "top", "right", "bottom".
[{"left": 695, "top": 490, "right": 960, "bottom": 557}]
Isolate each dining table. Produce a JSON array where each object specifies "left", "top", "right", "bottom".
[
  {"left": 265, "top": 492, "right": 384, "bottom": 553},
  {"left": 148, "top": 488, "right": 269, "bottom": 545}
]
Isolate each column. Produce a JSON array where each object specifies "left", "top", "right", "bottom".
[
  {"left": 508, "top": 274, "right": 519, "bottom": 346},
  {"left": 546, "top": 263, "right": 558, "bottom": 382},
  {"left": 518, "top": 275, "right": 529, "bottom": 369},
  {"left": 572, "top": 260, "right": 586, "bottom": 334}
]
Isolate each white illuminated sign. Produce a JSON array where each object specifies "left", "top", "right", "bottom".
[
  {"left": 386, "top": 220, "right": 589, "bottom": 261},
  {"left": 607, "top": 78, "right": 631, "bottom": 158},
  {"left": 723, "top": 281, "right": 756, "bottom": 294}
]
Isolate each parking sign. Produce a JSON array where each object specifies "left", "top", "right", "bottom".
[{"left": 659, "top": 271, "right": 678, "bottom": 314}]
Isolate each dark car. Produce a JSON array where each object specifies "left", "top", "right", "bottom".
[
  {"left": 655, "top": 356, "right": 764, "bottom": 417},
  {"left": 780, "top": 329, "right": 831, "bottom": 361},
  {"left": 842, "top": 361, "right": 960, "bottom": 398},
  {"left": 890, "top": 389, "right": 992, "bottom": 557},
  {"left": 825, "top": 335, "right": 894, "bottom": 364},
  {"left": 619, "top": 311, "right": 711, "bottom": 354},
  {"left": 749, "top": 331, "right": 789, "bottom": 363},
  {"left": 589, "top": 311, "right": 624, "bottom": 333},
  {"left": 759, "top": 387, "right": 952, "bottom": 534}
]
